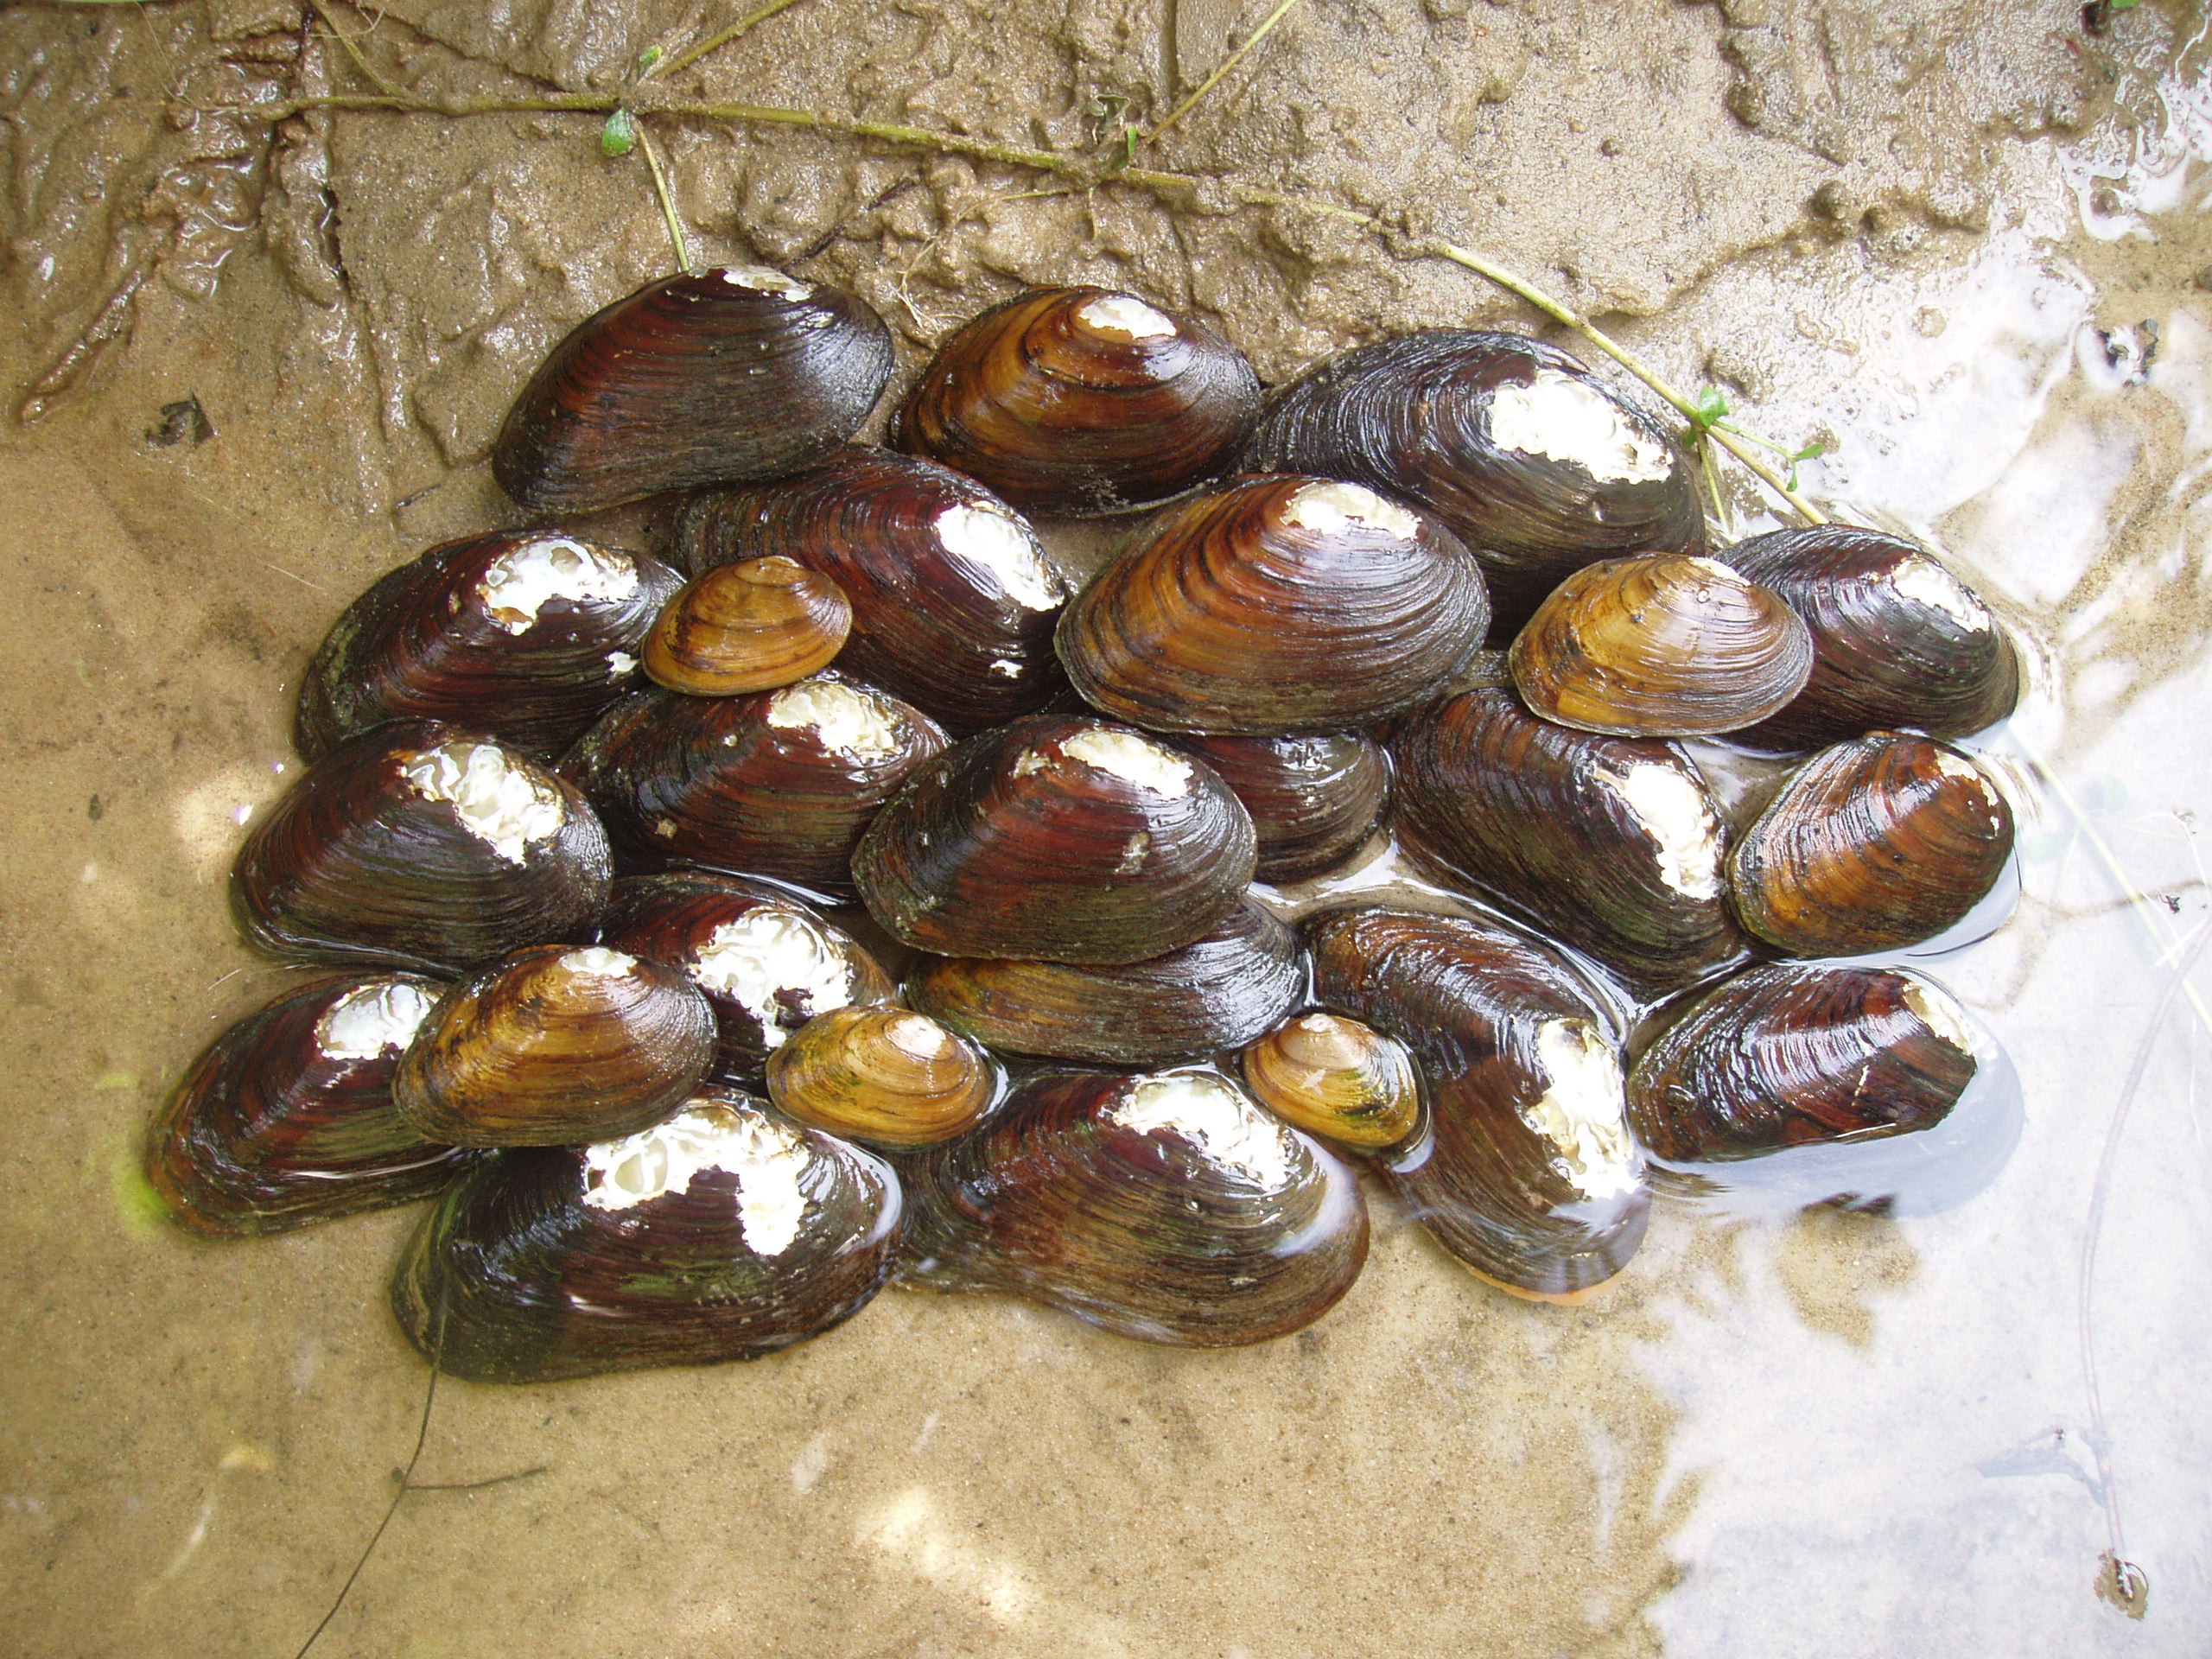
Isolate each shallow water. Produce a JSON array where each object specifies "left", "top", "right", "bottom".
[{"left": 3, "top": 3, "right": 2210, "bottom": 1656}]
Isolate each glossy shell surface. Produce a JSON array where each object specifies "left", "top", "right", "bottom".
[
  {"left": 1167, "top": 730, "right": 1389, "bottom": 883},
  {"left": 1239, "top": 1012, "right": 1422, "bottom": 1150},
  {"left": 766, "top": 1007, "right": 997, "bottom": 1149},
  {"left": 644, "top": 556, "right": 852, "bottom": 696}
]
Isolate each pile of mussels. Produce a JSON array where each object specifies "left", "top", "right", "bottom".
[{"left": 147, "top": 268, "right": 2023, "bottom": 1381}]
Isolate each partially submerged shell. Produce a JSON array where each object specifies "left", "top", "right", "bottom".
[
  {"left": 393, "top": 945, "right": 717, "bottom": 1147},
  {"left": 1509, "top": 554, "right": 1814, "bottom": 737},
  {"left": 233, "top": 723, "right": 612, "bottom": 974},
  {"left": 766, "top": 1007, "right": 997, "bottom": 1149},
  {"left": 1728, "top": 733, "right": 2015, "bottom": 957},
  {"left": 1167, "top": 730, "right": 1389, "bottom": 883},
  {"left": 852, "top": 715, "right": 1256, "bottom": 964},
  {"left": 644, "top": 556, "right": 852, "bottom": 696},
  {"left": 1626, "top": 964, "right": 1980, "bottom": 1161},
  {"left": 896, "top": 1068, "right": 1367, "bottom": 1345},
  {"left": 1239, "top": 1012, "right": 1421, "bottom": 1151},
  {"left": 1242, "top": 331, "right": 1705, "bottom": 635},
  {"left": 1388, "top": 687, "right": 1750, "bottom": 997},
  {"left": 892, "top": 286, "right": 1262, "bottom": 516},
  {"left": 296, "top": 532, "right": 683, "bottom": 761},
  {"left": 907, "top": 898, "right": 1305, "bottom": 1067},
  {"left": 391, "top": 1090, "right": 901, "bottom": 1382},
  {"left": 145, "top": 975, "right": 464, "bottom": 1236},
  {"left": 1057, "top": 475, "right": 1490, "bottom": 734},
  {"left": 1306, "top": 906, "right": 1648, "bottom": 1302},
  {"left": 492, "top": 267, "right": 893, "bottom": 515}
]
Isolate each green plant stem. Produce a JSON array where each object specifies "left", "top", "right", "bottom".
[
  {"left": 306, "top": 0, "right": 406, "bottom": 100},
  {"left": 644, "top": 0, "right": 813, "bottom": 81},
  {"left": 1147, "top": 0, "right": 1306, "bottom": 143},
  {"left": 633, "top": 119, "right": 697, "bottom": 274}
]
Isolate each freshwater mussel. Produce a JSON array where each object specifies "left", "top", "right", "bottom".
[
  {"left": 1165, "top": 730, "right": 1389, "bottom": 883},
  {"left": 1239, "top": 1012, "right": 1423, "bottom": 1151},
  {"left": 644, "top": 556, "right": 853, "bottom": 696},
  {"left": 766, "top": 1007, "right": 998, "bottom": 1149}
]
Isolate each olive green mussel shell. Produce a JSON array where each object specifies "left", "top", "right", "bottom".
[
  {"left": 1389, "top": 687, "right": 1750, "bottom": 998},
  {"left": 1239, "top": 1012, "right": 1422, "bottom": 1151},
  {"left": 232, "top": 721, "right": 613, "bottom": 975},
  {"left": 394, "top": 944, "right": 718, "bottom": 1147},
  {"left": 562, "top": 672, "right": 949, "bottom": 894},
  {"left": 645, "top": 556, "right": 852, "bottom": 696},
  {"left": 678, "top": 449, "right": 1070, "bottom": 734},
  {"left": 895, "top": 1067, "right": 1368, "bottom": 1346},
  {"left": 1306, "top": 906, "right": 1649, "bottom": 1302},
  {"left": 296, "top": 531, "right": 683, "bottom": 762},
  {"left": 1728, "top": 732, "right": 2014, "bottom": 957},
  {"left": 597, "top": 871, "right": 899, "bottom": 1082},
  {"left": 853, "top": 715, "right": 1256, "bottom": 964},
  {"left": 1241, "top": 331, "right": 1705, "bottom": 637},
  {"left": 492, "top": 267, "right": 893, "bottom": 515},
  {"left": 907, "top": 898, "right": 1305, "bottom": 1067},
  {"left": 1626, "top": 963, "right": 1980, "bottom": 1161},
  {"left": 1058, "top": 474, "right": 1490, "bottom": 734},
  {"left": 892, "top": 286, "right": 1262, "bottom": 517},
  {"left": 391, "top": 1089, "right": 902, "bottom": 1382},
  {"left": 1720, "top": 527, "right": 2021, "bottom": 752},
  {"left": 1163, "top": 730, "right": 1389, "bottom": 884},
  {"left": 766, "top": 1007, "right": 998, "bottom": 1150},
  {"left": 146, "top": 975, "right": 466, "bottom": 1237}
]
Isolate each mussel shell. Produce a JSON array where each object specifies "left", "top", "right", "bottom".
[
  {"left": 145, "top": 975, "right": 466, "bottom": 1236},
  {"left": 1241, "top": 330, "right": 1704, "bottom": 635},
  {"left": 852, "top": 715, "right": 1257, "bottom": 964},
  {"left": 1389, "top": 686, "right": 1750, "bottom": 997},
  {"left": 677, "top": 448, "right": 1070, "bottom": 731},
  {"left": 1625, "top": 963, "right": 1980, "bottom": 1161},
  {"left": 896, "top": 1067, "right": 1368, "bottom": 1345},
  {"left": 492, "top": 267, "right": 893, "bottom": 515},
  {"left": 1727, "top": 733, "right": 2014, "bottom": 957},
  {"left": 1058, "top": 474, "right": 1491, "bottom": 734},
  {"left": 906, "top": 898, "right": 1305, "bottom": 1067},
  {"left": 391, "top": 1089, "right": 901, "bottom": 1382},
  {"left": 561, "top": 672, "right": 949, "bottom": 893},
  {"left": 597, "top": 870, "right": 898, "bottom": 1080},
  {"left": 1239, "top": 1012, "right": 1422, "bottom": 1151},
  {"left": 1719, "top": 528, "right": 2021, "bottom": 752},
  {"left": 1509, "top": 554, "right": 1815, "bottom": 738},
  {"left": 233, "top": 722, "right": 613, "bottom": 974},
  {"left": 890, "top": 286, "right": 1262, "bottom": 516},
  {"left": 644, "top": 556, "right": 853, "bottom": 696},
  {"left": 1166, "top": 731, "right": 1389, "bottom": 884},
  {"left": 1306, "top": 906, "right": 1649, "bottom": 1301},
  {"left": 392, "top": 944, "right": 718, "bottom": 1147},
  {"left": 766, "top": 1007, "right": 997, "bottom": 1149},
  {"left": 296, "top": 532, "right": 683, "bottom": 762}
]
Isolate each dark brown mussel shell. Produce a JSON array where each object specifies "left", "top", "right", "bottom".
[
  {"left": 852, "top": 715, "right": 1256, "bottom": 963},
  {"left": 296, "top": 532, "right": 683, "bottom": 762},
  {"left": 1165, "top": 731, "right": 1389, "bottom": 883},
  {"left": 1728, "top": 733, "right": 2014, "bottom": 957},
  {"left": 1240, "top": 1012, "right": 1421, "bottom": 1151},
  {"left": 1306, "top": 906, "right": 1648, "bottom": 1302},
  {"left": 766, "top": 1007, "right": 997, "bottom": 1149},
  {"left": 1510, "top": 553, "right": 1815, "bottom": 737},
  {"left": 391, "top": 1088, "right": 901, "bottom": 1382},
  {"left": 393, "top": 944, "right": 717, "bottom": 1147},
  {"left": 146, "top": 975, "right": 466, "bottom": 1236},
  {"left": 1626, "top": 963, "right": 1980, "bottom": 1161},
  {"left": 1242, "top": 331, "right": 1703, "bottom": 635},
  {"left": 644, "top": 556, "right": 852, "bottom": 696},
  {"left": 897, "top": 1068, "right": 1367, "bottom": 1345},
  {"left": 1058, "top": 474, "right": 1490, "bottom": 734},
  {"left": 597, "top": 871, "right": 898, "bottom": 1081},
  {"left": 891, "top": 287, "right": 1261, "bottom": 516},
  {"left": 1389, "top": 686, "right": 1749, "bottom": 997},
  {"left": 492, "top": 266, "right": 893, "bottom": 515},
  {"left": 1720, "top": 528, "right": 2021, "bottom": 752},
  {"left": 233, "top": 722, "right": 612, "bottom": 974},
  {"left": 678, "top": 448, "right": 1069, "bottom": 731},
  {"left": 562, "top": 672, "right": 948, "bottom": 893},
  {"left": 907, "top": 898, "right": 1305, "bottom": 1067}
]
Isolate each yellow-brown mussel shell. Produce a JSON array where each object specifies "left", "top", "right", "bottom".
[
  {"left": 645, "top": 556, "right": 852, "bottom": 696},
  {"left": 1510, "top": 553, "right": 1814, "bottom": 737},
  {"left": 766, "top": 1007, "right": 997, "bottom": 1150},
  {"left": 1239, "top": 1012, "right": 1421, "bottom": 1150}
]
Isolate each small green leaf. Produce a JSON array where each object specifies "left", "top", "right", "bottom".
[
  {"left": 601, "top": 108, "right": 637, "bottom": 157},
  {"left": 1103, "top": 123, "right": 1139, "bottom": 174},
  {"left": 1693, "top": 385, "right": 1730, "bottom": 428},
  {"left": 637, "top": 44, "right": 663, "bottom": 73}
]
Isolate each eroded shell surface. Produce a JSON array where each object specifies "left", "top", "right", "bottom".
[
  {"left": 1166, "top": 731, "right": 1389, "bottom": 884},
  {"left": 391, "top": 1090, "right": 901, "bottom": 1382},
  {"left": 1239, "top": 1012, "right": 1421, "bottom": 1151},
  {"left": 644, "top": 556, "right": 852, "bottom": 696},
  {"left": 766, "top": 1007, "right": 997, "bottom": 1149}
]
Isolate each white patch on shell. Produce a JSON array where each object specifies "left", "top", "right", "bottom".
[
  {"left": 1487, "top": 368, "right": 1675, "bottom": 485},
  {"left": 607, "top": 651, "right": 639, "bottom": 678},
  {"left": 1058, "top": 729, "right": 1195, "bottom": 797},
  {"left": 989, "top": 658, "right": 1024, "bottom": 679},
  {"left": 715, "top": 264, "right": 814, "bottom": 302},
  {"left": 885, "top": 1013, "right": 954, "bottom": 1059},
  {"left": 476, "top": 538, "right": 638, "bottom": 634},
  {"left": 1597, "top": 763, "right": 1725, "bottom": 899},
  {"left": 1891, "top": 556, "right": 1991, "bottom": 631},
  {"left": 1116, "top": 832, "right": 1150, "bottom": 872},
  {"left": 934, "top": 504, "right": 1065, "bottom": 611},
  {"left": 1902, "top": 976, "right": 1979, "bottom": 1055},
  {"left": 1110, "top": 1071, "right": 1299, "bottom": 1191},
  {"left": 559, "top": 946, "right": 635, "bottom": 980},
  {"left": 398, "top": 741, "right": 566, "bottom": 864},
  {"left": 315, "top": 980, "right": 439, "bottom": 1060},
  {"left": 691, "top": 908, "right": 857, "bottom": 1052},
  {"left": 1279, "top": 480, "right": 1421, "bottom": 540},
  {"left": 1075, "top": 294, "right": 1179, "bottom": 340},
  {"left": 581, "top": 1100, "right": 814, "bottom": 1255},
  {"left": 1522, "top": 1021, "right": 1638, "bottom": 1201},
  {"left": 766, "top": 678, "right": 906, "bottom": 762}
]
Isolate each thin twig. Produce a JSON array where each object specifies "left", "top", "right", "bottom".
[
  {"left": 305, "top": 0, "right": 405, "bottom": 101},
  {"left": 634, "top": 119, "right": 697, "bottom": 274},
  {"left": 1147, "top": 0, "right": 1306, "bottom": 143},
  {"left": 405, "top": 1465, "right": 550, "bottom": 1493},
  {"left": 645, "top": 0, "right": 813, "bottom": 81}
]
